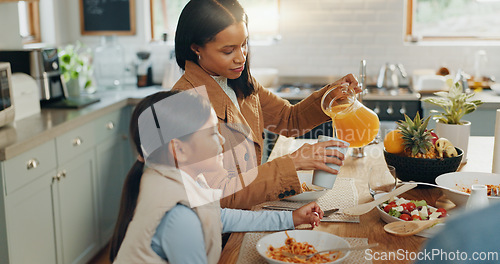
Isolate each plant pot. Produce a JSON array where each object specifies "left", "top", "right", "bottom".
[
  {"left": 435, "top": 121, "right": 471, "bottom": 163},
  {"left": 65, "top": 78, "right": 81, "bottom": 98}
]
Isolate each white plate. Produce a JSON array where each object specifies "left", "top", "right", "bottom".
[
  {"left": 256, "top": 230, "right": 349, "bottom": 264},
  {"left": 376, "top": 197, "right": 445, "bottom": 238},
  {"left": 283, "top": 172, "right": 329, "bottom": 202},
  {"left": 435, "top": 172, "right": 500, "bottom": 207}
]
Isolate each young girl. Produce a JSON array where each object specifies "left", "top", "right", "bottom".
[
  {"left": 172, "top": 0, "right": 361, "bottom": 209},
  {"left": 109, "top": 90, "right": 324, "bottom": 263}
]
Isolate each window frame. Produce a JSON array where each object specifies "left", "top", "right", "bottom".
[
  {"left": 149, "top": 0, "right": 281, "bottom": 43},
  {"left": 405, "top": 0, "right": 500, "bottom": 43},
  {"left": 16, "top": 0, "right": 42, "bottom": 44}
]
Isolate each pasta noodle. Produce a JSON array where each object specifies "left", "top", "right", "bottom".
[
  {"left": 266, "top": 231, "right": 341, "bottom": 263},
  {"left": 301, "top": 182, "right": 313, "bottom": 192}
]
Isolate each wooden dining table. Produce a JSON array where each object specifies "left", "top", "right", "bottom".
[{"left": 218, "top": 136, "right": 494, "bottom": 264}]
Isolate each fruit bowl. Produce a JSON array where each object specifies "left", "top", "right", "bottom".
[{"left": 383, "top": 147, "right": 463, "bottom": 184}]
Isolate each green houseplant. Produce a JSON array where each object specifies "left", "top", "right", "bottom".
[
  {"left": 58, "top": 42, "right": 95, "bottom": 96},
  {"left": 422, "top": 80, "right": 483, "bottom": 125},
  {"left": 422, "top": 79, "right": 483, "bottom": 162}
]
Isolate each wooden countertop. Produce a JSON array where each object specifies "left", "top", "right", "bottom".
[
  {"left": 219, "top": 136, "right": 494, "bottom": 264},
  {"left": 0, "top": 86, "right": 162, "bottom": 161}
]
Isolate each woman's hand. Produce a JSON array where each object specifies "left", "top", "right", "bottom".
[
  {"left": 288, "top": 140, "right": 347, "bottom": 173},
  {"left": 327, "top": 73, "right": 361, "bottom": 94},
  {"left": 292, "top": 202, "right": 323, "bottom": 227}
]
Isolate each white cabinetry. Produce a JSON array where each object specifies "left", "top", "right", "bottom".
[
  {"left": 0, "top": 106, "right": 134, "bottom": 264},
  {"left": 54, "top": 121, "right": 99, "bottom": 264},
  {"left": 2, "top": 140, "right": 57, "bottom": 264},
  {"left": 95, "top": 106, "right": 133, "bottom": 246}
]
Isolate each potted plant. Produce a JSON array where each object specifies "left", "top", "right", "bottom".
[
  {"left": 58, "top": 42, "right": 95, "bottom": 96},
  {"left": 421, "top": 79, "right": 483, "bottom": 162}
]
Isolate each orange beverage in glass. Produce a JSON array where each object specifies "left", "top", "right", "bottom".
[{"left": 321, "top": 84, "right": 380, "bottom": 147}]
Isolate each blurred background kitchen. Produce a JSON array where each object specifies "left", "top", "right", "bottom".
[
  {"left": 1, "top": 1, "right": 500, "bottom": 263},
  {"left": 1, "top": 0, "right": 500, "bottom": 134},
  {"left": 0, "top": 0, "right": 500, "bottom": 155}
]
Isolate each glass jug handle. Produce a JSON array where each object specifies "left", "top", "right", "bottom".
[{"left": 320, "top": 83, "right": 350, "bottom": 113}]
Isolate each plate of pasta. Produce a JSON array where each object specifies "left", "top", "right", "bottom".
[
  {"left": 256, "top": 230, "right": 349, "bottom": 264},
  {"left": 283, "top": 172, "right": 329, "bottom": 202}
]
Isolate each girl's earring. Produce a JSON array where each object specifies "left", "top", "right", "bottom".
[{"left": 198, "top": 55, "right": 201, "bottom": 61}]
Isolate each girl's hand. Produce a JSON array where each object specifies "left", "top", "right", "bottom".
[
  {"left": 288, "top": 140, "right": 347, "bottom": 173},
  {"left": 292, "top": 202, "right": 323, "bottom": 227}
]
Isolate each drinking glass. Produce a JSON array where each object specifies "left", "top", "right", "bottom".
[{"left": 368, "top": 165, "right": 397, "bottom": 197}]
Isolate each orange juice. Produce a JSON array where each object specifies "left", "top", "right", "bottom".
[{"left": 324, "top": 101, "right": 380, "bottom": 148}]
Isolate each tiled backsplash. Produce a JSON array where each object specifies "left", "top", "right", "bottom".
[{"left": 250, "top": 0, "right": 500, "bottom": 82}]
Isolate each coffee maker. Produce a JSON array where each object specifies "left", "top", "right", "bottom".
[{"left": 0, "top": 48, "right": 67, "bottom": 103}]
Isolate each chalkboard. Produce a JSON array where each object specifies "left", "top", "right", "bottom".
[{"left": 80, "top": 0, "right": 136, "bottom": 35}]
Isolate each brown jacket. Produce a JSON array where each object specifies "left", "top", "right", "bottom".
[{"left": 172, "top": 61, "right": 331, "bottom": 209}]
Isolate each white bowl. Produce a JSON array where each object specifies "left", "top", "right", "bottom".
[
  {"left": 283, "top": 172, "right": 328, "bottom": 202},
  {"left": 435, "top": 172, "right": 500, "bottom": 207},
  {"left": 376, "top": 203, "right": 445, "bottom": 238},
  {"left": 490, "top": 83, "right": 500, "bottom": 95},
  {"left": 256, "top": 230, "right": 349, "bottom": 264}
]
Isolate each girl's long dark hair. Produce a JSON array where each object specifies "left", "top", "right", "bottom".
[
  {"left": 109, "top": 90, "right": 211, "bottom": 261},
  {"left": 175, "top": 0, "right": 256, "bottom": 98}
]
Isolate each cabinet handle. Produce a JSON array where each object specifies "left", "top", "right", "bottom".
[
  {"left": 26, "top": 158, "right": 40, "bottom": 170},
  {"left": 61, "top": 170, "right": 67, "bottom": 178},
  {"left": 73, "top": 137, "right": 83, "bottom": 146},
  {"left": 106, "top": 121, "right": 115, "bottom": 130}
]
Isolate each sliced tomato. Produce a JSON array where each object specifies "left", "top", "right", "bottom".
[
  {"left": 411, "top": 215, "right": 421, "bottom": 221},
  {"left": 399, "top": 214, "right": 411, "bottom": 221},
  {"left": 405, "top": 202, "right": 416, "bottom": 212},
  {"left": 384, "top": 205, "right": 394, "bottom": 213},
  {"left": 388, "top": 201, "right": 396, "bottom": 207},
  {"left": 436, "top": 208, "right": 447, "bottom": 217}
]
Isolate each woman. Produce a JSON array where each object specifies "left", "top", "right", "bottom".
[
  {"left": 109, "top": 90, "right": 324, "bottom": 263},
  {"left": 172, "top": 0, "right": 360, "bottom": 210}
]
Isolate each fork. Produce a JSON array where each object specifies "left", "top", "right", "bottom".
[
  {"left": 261, "top": 205, "right": 340, "bottom": 216},
  {"left": 281, "top": 243, "right": 378, "bottom": 260}
]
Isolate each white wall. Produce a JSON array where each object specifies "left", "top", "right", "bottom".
[
  {"left": 0, "top": 3, "right": 23, "bottom": 49},
  {"left": 2, "top": 0, "right": 499, "bottom": 82},
  {"left": 249, "top": 0, "right": 500, "bottom": 81}
]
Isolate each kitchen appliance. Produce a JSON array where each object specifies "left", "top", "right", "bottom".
[
  {"left": 0, "top": 48, "right": 67, "bottom": 102},
  {"left": 0, "top": 62, "right": 15, "bottom": 128},
  {"left": 0, "top": 48, "right": 100, "bottom": 109},
  {"left": 377, "top": 63, "right": 408, "bottom": 90},
  {"left": 136, "top": 50, "right": 153, "bottom": 87},
  {"left": 11, "top": 72, "right": 40, "bottom": 120}
]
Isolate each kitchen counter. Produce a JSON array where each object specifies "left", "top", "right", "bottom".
[
  {"left": 0, "top": 85, "right": 163, "bottom": 161},
  {"left": 421, "top": 89, "right": 500, "bottom": 109}
]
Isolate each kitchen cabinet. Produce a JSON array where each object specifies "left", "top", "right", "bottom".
[
  {"left": 52, "top": 149, "right": 99, "bottom": 264},
  {"left": 422, "top": 102, "right": 496, "bottom": 136},
  {"left": 0, "top": 106, "right": 134, "bottom": 264},
  {"left": 4, "top": 172, "right": 57, "bottom": 264},
  {"left": 1, "top": 140, "right": 58, "bottom": 264},
  {"left": 94, "top": 106, "right": 133, "bottom": 246}
]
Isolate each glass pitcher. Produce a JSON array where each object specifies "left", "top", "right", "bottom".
[{"left": 320, "top": 83, "right": 380, "bottom": 148}]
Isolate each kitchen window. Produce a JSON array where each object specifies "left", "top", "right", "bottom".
[
  {"left": 18, "top": 1, "right": 41, "bottom": 44},
  {"left": 150, "top": 0, "right": 280, "bottom": 42},
  {"left": 406, "top": 0, "right": 500, "bottom": 42}
]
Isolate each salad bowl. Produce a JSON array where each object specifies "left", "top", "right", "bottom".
[{"left": 376, "top": 195, "right": 447, "bottom": 238}]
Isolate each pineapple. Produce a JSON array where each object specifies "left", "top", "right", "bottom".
[{"left": 397, "top": 113, "right": 438, "bottom": 159}]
